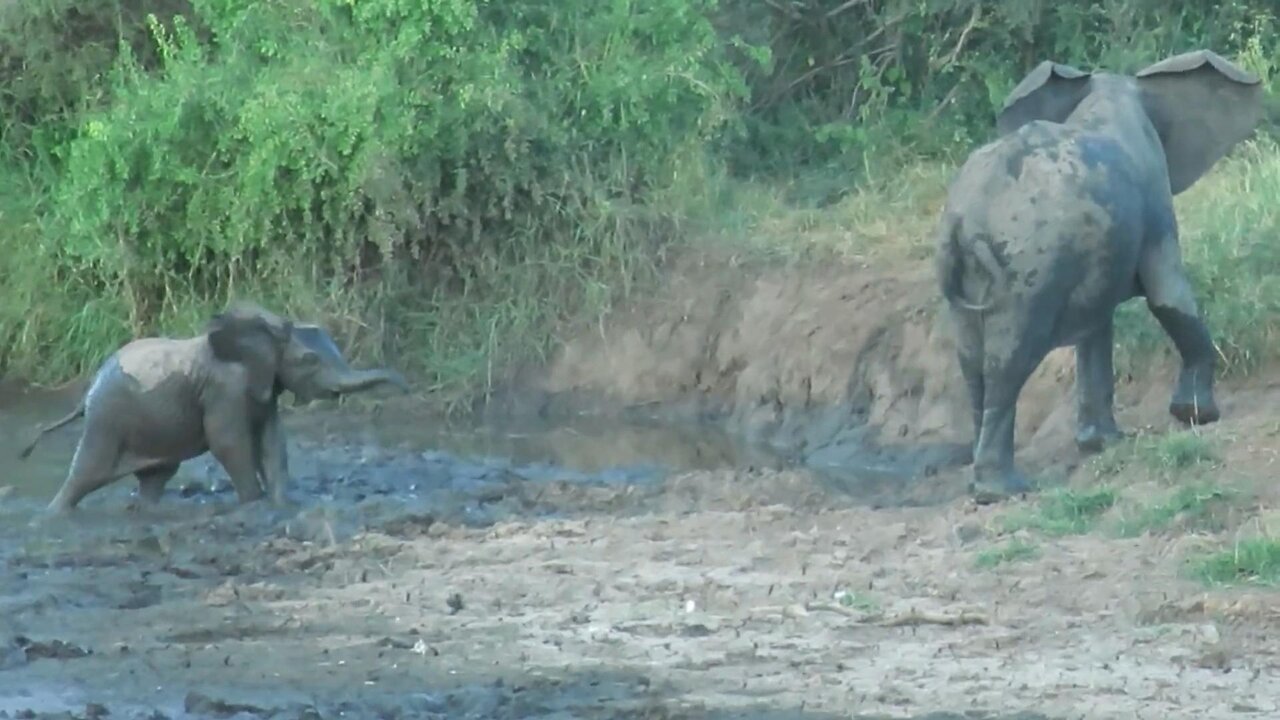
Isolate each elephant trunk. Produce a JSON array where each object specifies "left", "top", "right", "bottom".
[{"left": 326, "top": 367, "right": 411, "bottom": 395}]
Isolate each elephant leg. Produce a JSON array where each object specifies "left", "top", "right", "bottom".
[
  {"left": 970, "top": 315, "right": 1056, "bottom": 503},
  {"left": 950, "top": 309, "right": 985, "bottom": 450},
  {"left": 1074, "top": 318, "right": 1123, "bottom": 454},
  {"left": 48, "top": 431, "right": 125, "bottom": 512},
  {"left": 257, "top": 408, "right": 291, "bottom": 505},
  {"left": 1138, "top": 236, "right": 1219, "bottom": 425},
  {"left": 205, "top": 413, "right": 266, "bottom": 504},
  {"left": 135, "top": 464, "right": 180, "bottom": 504}
]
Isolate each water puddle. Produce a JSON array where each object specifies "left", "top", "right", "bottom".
[{"left": 1, "top": 380, "right": 968, "bottom": 519}]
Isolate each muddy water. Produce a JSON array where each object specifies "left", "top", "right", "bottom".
[
  {"left": 0, "top": 383, "right": 1008, "bottom": 720},
  {"left": 1, "top": 382, "right": 964, "bottom": 514}
]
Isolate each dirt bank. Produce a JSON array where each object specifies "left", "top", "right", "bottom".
[{"left": 507, "top": 251, "right": 1203, "bottom": 490}]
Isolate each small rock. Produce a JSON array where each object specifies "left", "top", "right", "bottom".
[
  {"left": 15, "top": 636, "right": 90, "bottom": 661},
  {"left": 84, "top": 703, "right": 109, "bottom": 719},
  {"left": 377, "top": 636, "right": 415, "bottom": 650},
  {"left": 183, "top": 692, "right": 267, "bottom": 718},
  {"left": 1195, "top": 623, "right": 1221, "bottom": 646},
  {"left": 953, "top": 522, "right": 985, "bottom": 544},
  {"left": 179, "top": 482, "right": 210, "bottom": 498},
  {"left": 783, "top": 604, "right": 809, "bottom": 619},
  {"left": 446, "top": 592, "right": 464, "bottom": 614},
  {"left": 0, "top": 638, "right": 27, "bottom": 670}
]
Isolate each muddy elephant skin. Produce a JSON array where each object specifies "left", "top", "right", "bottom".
[
  {"left": 20, "top": 303, "right": 411, "bottom": 512},
  {"left": 935, "top": 49, "right": 1263, "bottom": 501}
]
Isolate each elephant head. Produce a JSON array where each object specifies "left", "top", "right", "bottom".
[
  {"left": 995, "top": 49, "right": 1263, "bottom": 194},
  {"left": 207, "top": 302, "right": 295, "bottom": 404},
  {"left": 206, "top": 302, "right": 409, "bottom": 404},
  {"left": 278, "top": 324, "right": 410, "bottom": 403}
]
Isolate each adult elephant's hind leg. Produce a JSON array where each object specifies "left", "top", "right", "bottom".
[
  {"left": 1138, "top": 236, "right": 1220, "bottom": 425},
  {"left": 1074, "top": 317, "right": 1124, "bottom": 454},
  {"left": 135, "top": 464, "right": 180, "bottom": 504},
  {"left": 48, "top": 431, "right": 125, "bottom": 512},
  {"left": 949, "top": 308, "right": 985, "bottom": 457},
  {"left": 971, "top": 311, "right": 1057, "bottom": 503}
]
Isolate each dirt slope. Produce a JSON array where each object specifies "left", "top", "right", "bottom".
[{"left": 510, "top": 251, "right": 1199, "bottom": 487}]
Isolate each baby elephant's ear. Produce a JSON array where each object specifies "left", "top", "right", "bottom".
[
  {"left": 291, "top": 324, "right": 352, "bottom": 370},
  {"left": 1136, "top": 49, "right": 1263, "bottom": 195},
  {"left": 206, "top": 311, "right": 282, "bottom": 404}
]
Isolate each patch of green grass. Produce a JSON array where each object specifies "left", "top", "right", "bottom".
[
  {"left": 1000, "top": 486, "right": 1119, "bottom": 537},
  {"left": 975, "top": 538, "right": 1040, "bottom": 569},
  {"left": 1191, "top": 538, "right": 1280, "bottom": 587},
  {"left": 1114, "top": 484, "right": 1239, "bottom": 538},
  {"left": 1088, "top": 430, "right": 1220, "bottom": 479}
]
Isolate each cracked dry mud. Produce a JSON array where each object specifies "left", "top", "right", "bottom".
[{"left": 2, "top": 398, "right": 1278, "bottom": 720}]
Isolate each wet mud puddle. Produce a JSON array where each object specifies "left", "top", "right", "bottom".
[
  {"left": 0, "top": 382, "right": 959, "bottom": 516},
  {"left": 0, "top": 384, "right": 1013, "bottom": 720}
]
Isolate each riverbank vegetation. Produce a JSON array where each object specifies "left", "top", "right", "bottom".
[{"left": 0, "top": 1, "right": 1277, "bottom": 405}]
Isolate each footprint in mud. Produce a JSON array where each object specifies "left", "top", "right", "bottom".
[{"left": 1, "top": 636, "right": 92, "bottom": 669}]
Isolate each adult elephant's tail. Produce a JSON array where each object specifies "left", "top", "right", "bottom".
[
  {"left": 19, "top": 402, "right": 85, "bottom": 459},
  {"left": 936, "top": 213, "right": 1008, "bottom": 312}
]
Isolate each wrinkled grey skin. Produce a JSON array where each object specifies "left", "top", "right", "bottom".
[
  {"left": 20, "top": 303, "right": 411, "bottom": 512},
  {"left": 936, "top": 49, "right": 1263, "bottom": 502}
]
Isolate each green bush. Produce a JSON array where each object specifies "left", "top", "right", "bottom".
[
  {"left": 2, "top": 0, "right": 1279, "bottom": 401},
  {"left": 714, "top": 0, "right": 1280, "bottom": 176},
  {"left": 0, "top": 0, "right": 742, "bottom": 397}
]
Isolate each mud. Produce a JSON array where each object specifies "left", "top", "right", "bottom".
[{"left": 3, "top": 256, "right": 1280, "bottom": 719}]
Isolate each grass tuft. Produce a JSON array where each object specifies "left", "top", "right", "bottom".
[
  {"left": 1087, "top": 430, "right": 1221, "bottom": 479},
  {"left": 1114, "top": 484, "right": 1240, "bottom": 538},
  {"left": 999, "top": 486, "right": 1118, "bottom": 537},
  {"left": 974, "top": 538, "right": 1040, "bottom": 569},
  {"left": 1192, "top": 538, "right": 1280, "bottom": 587}
]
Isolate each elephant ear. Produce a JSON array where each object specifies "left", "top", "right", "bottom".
[
  {"left": 1136, "top": 49, "right": 1263, "bottom": 195},
  {"left": 996, "top": 60, "right": 1093, "bottom": 136},
  {"left": 207, "top": 306, "right": 293, "bottom": 404},
  {"left": 292, "top": 324, "right": 351, "bottom": 371}
]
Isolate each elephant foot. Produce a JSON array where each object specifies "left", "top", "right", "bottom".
[
  {"left": 1170, "top": 397, "right": 1219, "bottom": 426},
  {"left": 1170, "top": 365, "right": 1219, "bottom": 426},
  {"left": 1075, "top": 424, "right": 1127, "bottom": 455},
  {"left": 969, "top": 466, "right": 1032, "bottom": 505}
]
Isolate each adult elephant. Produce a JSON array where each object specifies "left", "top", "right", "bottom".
[
  {"left": 935, "top": 49, "right": 1263, "bottom": 502},
  {"left": 20, "top": 303, "right": 411, "bottom": 512}
]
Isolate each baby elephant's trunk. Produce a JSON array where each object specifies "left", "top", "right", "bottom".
[{"left": 331, "top": 368, "right": 411, "bottom": 395}]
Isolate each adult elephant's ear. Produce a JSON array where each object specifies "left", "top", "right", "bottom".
[
  {"left": 1137, "top": 49, "right": 1263, "bottom": 195},
  {"left": 996, "top": 61, "right": 1092, "bottom": 136},
  {"left": 207, "top": 309, "right": 284, "bottom": 405}
]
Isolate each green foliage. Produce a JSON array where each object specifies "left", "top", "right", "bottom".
[
  {"left": 715, "top": 0, "right": 1280, "bottom": 176},
  {"left": 0, "top": 0, "right": 741, "bottom": 397},
  {"left": 974, "top": 538, "right": 1039, "bottom": 570},
  {"left": 1115, "top": 484, "right": 1239, "bottom": 538},
  {"left": 1087, "top": 430, "right": 1221, "bottom": 479},
  {"left": 999, "top": 487, "right": 1118, "bottom": 537},
  {"left": 1192, "top": 538, "right": 1280, "bottom": 586},
  {"left": 2, "top": 0, "right": 1280, "bottom": 399}
]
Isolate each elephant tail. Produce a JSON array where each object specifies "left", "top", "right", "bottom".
[
  {"left": 18, "top": 402, "right": 86, "bottom": 459},
  {"left": 938, "top": 214, "right": 1008, "bottom": 312}
]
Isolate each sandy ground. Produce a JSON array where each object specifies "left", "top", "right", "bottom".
[{"left": 2, "top": 414, "right": 1279, "bottom": 720}]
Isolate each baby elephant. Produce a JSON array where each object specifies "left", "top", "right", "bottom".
[{"left": 20, "top": 303, "right": 411, "bottom": 512}]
